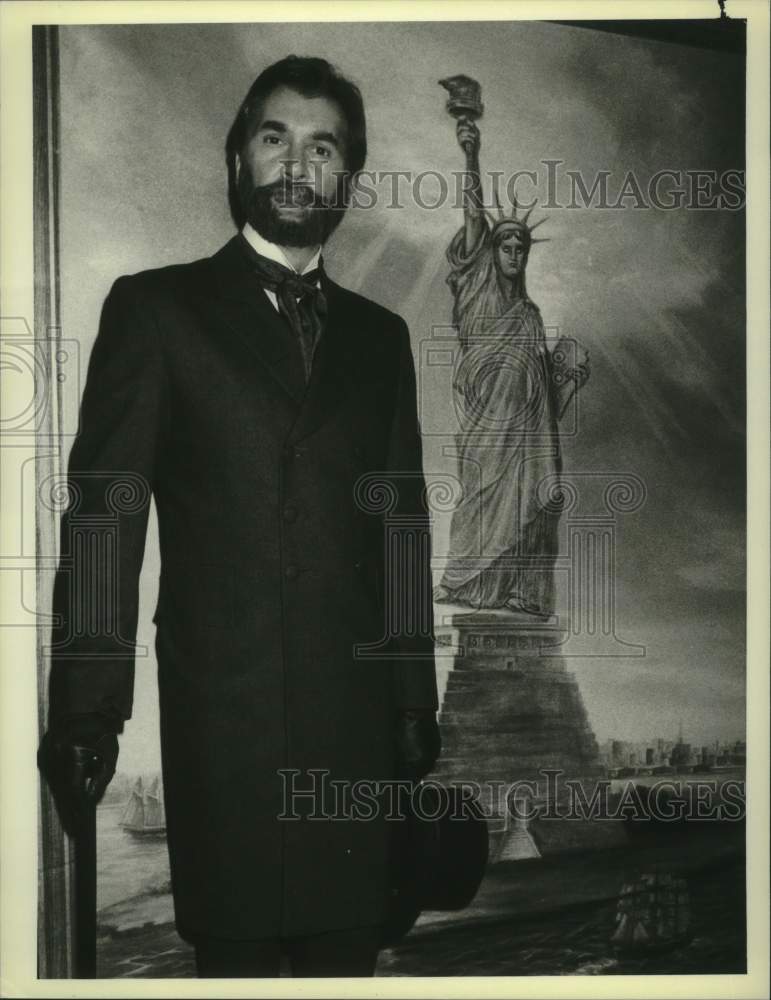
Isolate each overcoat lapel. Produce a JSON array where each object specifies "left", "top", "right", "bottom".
[
  {"left": 209, "top": 237, "right": 369, "bottom": 444},
  {"left": 209, "top": 237, "right": 307, "bottom": 404},
  {"left": 288, "top": 273, "right": 365, "bottom": 445}
]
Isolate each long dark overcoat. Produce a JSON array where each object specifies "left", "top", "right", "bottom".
[{"left": 49, "top": 234, "right": 438, "bottom": 942}]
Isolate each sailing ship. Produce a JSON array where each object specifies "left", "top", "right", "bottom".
[
  {"left": 119, "top": 775, "right": 167, "bottom": 838},
  {"left": 611, "top": 871, "right": 691, "bottom": 954}
]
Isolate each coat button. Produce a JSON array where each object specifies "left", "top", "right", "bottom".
[
  {"left": 285, "top": 565, "right": 299, "bottom": 580},
  {"left": 283, "top": 505, "right": 298, "bottom": 522}
]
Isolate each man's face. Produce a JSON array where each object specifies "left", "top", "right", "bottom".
[
  {"left": 237, "top": 85, "right": 349, "bottom": 247},
  {"left": 496, "top": 231, "right": 529, "bottom": 281}
]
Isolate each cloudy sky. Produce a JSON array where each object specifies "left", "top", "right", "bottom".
[{"left": 57, "top": 19, "right": 746, "bottom": 773}]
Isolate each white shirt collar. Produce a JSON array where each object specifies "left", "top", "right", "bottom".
[{"left": 241, "top": 222, "right": 321, "bottom": 275}]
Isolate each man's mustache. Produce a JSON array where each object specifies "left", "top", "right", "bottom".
[{"left": 258, "top": 178, "right": 330, "bottom": 210}]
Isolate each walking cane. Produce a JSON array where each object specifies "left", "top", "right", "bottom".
[
  {"left": 69, "top": 743, "right": 103, "bottom": 977},
  {"left": 39, "top": 738, "right": 100, "bottom": 977}
]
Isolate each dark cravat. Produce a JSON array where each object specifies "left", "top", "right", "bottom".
[{"left": 241, "top": 240, "right": 327, "bottom": 381}]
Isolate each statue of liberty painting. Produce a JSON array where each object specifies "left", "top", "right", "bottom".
[{"left": 433, "top": 76, "right": 590, "bottom": 617}]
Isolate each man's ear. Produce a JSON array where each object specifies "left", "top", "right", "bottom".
[{"left": 235, "top": 152, "right": 242, "bottom": 181}]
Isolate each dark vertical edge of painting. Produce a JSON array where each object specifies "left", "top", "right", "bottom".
[{"left": 33, "top": 22, "right": 74, "bottom": 980}]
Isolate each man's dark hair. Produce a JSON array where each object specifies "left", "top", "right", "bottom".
[{"left": 226, "top": 55, "right": 367, "bottom": 228}]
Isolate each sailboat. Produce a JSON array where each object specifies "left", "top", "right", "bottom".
[
  {"left": 119, "top": 775, "right": 167, "bottom": 838},
  {"left": 611, "top": 872, "right": 691, "bottom": 954}
]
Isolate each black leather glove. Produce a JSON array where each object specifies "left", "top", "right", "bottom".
[
  {"left": 38, "top": 714, "right": 120, "bottom": 829},
  {"left": 395, "top": 709, "right": 441, "bottom": 782}
]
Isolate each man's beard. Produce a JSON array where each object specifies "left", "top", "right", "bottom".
[{"left": 238, "top": 170, "right": 347, "bottom": 247}]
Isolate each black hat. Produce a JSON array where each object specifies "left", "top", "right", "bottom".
[{"left": 382, "top": 781, "right": 489, "bottom": 946}]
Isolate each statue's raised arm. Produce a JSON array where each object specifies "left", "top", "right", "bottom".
[
  {"left": 439, "top": 75, "right": 487, "bottom": 255},
  {"left": 455, "top": 117, "right": 486, "bottom": 255}
]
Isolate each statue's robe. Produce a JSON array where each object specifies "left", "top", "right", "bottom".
[{"left": 438, "top": 222, "right": 562, "bottom": 613}]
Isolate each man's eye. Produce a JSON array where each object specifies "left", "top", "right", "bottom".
[
  {"left": 312, "top": 146, "right": 332, "bottom": 158},
  {"left": 263, "top": 135, "right": 282, "bottom": 145}
]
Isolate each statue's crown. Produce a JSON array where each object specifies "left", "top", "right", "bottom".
[{"left": 486, "top": 179, "right": 548, "bottom": 247}]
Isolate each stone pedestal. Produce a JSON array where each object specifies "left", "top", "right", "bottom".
[{"left": 430, "top": 609, "right": 626, "bottom": 859}]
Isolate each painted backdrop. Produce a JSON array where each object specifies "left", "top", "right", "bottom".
[{"left": 54, "top": 19, "right": 745, "bottom": 911}]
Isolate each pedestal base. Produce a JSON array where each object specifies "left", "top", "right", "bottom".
[{"left": 430, "top": 613, "right": 627, "bottom": 858}]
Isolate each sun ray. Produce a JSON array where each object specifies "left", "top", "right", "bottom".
[{"left": 491, "top": 175, "right": 505, "bottom": 221}]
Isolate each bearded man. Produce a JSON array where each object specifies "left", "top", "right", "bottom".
[{"left": 41, "top": 55, "right": 439, "bottom": 978}]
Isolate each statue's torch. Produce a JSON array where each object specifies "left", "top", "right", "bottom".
[{"left": 439, "top": 74, "right": 483, "bottom": 166}]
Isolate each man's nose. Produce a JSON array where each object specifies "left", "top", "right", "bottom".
[{"left": 281, "top": 148, "right": 311, "bottom": 182}]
